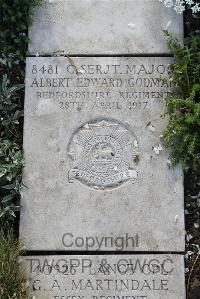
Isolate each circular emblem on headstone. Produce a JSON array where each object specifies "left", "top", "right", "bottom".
[{"left": 67, "top": 119, "right": 139, "bottom": 190}]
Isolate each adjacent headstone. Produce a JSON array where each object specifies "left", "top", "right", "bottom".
[
  {"left": 28, "top": 0, "right": 183, "bottom": 55},
  {"left": 21, "top": 254, "right": 186, "bottom": 299},
  {"left": 20, "top": 56, "right": 184, "bottom": 251}
]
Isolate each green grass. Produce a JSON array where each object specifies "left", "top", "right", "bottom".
[{"left": 0, "top": 227, "right": 27, "bottom": 299}]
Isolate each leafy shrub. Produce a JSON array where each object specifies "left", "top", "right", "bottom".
[
  {"left": 0, "top": 0, "right": 42, "bottom": 221},
  {"left": 162, "top": 31, "right": 200, "bottom": 174},
  {"left": 0, "top": 0, "right": 42, "bottom": 68},
  {"left": 0, "top": 226, "right": 27, "bottom": 299},
  {"left": 0, "top": 75, "right": 24, "bottom": 220}
]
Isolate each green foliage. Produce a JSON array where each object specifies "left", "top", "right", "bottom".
[
  {"left": 0, "top": 0, "right": 42, "bottom": 220},
  {"left": 162, "top": 31, "right": 200, "bottom": 173},
  {"left": 0, "top": 75, "right": 24, "bottom": 219},
  {"left": 0, "top": 226, "right": 27, "bottom": 298},
  {"left": 0, "top": 0, "right": 42, "bottom": 67}
]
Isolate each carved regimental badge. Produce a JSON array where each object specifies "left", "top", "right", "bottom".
[{"left": 68, "top": 119, "right": 139, "bottom": 190}]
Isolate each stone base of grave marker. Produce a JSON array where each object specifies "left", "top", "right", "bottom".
[{"left": 28, "top": 0, "right": 183, "bottom": 55}]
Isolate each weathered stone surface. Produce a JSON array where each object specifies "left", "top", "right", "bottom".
[
  {"left": 21, "top": 254, "right": 186, "bottom": 299},
  {"left": 29, "top": 0, "right": 183, "bottom": 55},
  {"left": 20, "top": 56, "right": 184, "bottom": 251}
]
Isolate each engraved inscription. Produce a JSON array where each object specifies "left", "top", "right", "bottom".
[
  {"left": 29, "top": 59, "right": 174, "bottom": 113},
  {"left": 68, "top": 119, "right": 138, "bottom": 189},
  {"left": 21, "top": 255, "right": 185, "bottom": 299}
]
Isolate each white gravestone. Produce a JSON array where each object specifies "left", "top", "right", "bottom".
[
  {"left": 21, "top": 1, "right": 185, "bottom": 297},
  {"left": 20, "top": 56, "right": 184, "bottom": 252}
]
